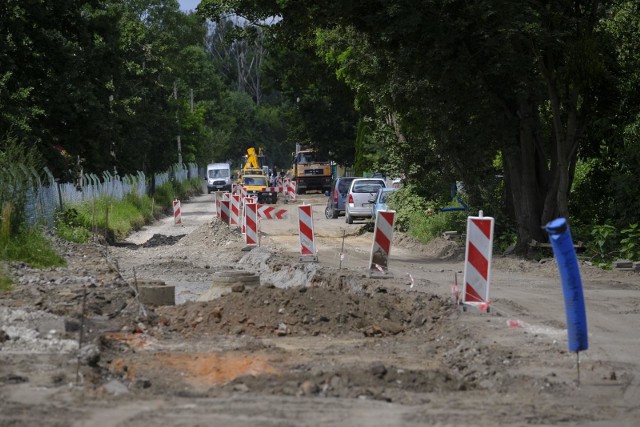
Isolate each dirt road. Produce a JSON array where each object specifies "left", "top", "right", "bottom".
[{"left": 1, "top": 190, "right": 639, "bottom": 426}]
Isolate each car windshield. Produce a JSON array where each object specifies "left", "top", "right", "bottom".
[
  {"left": 243, "top": 176, "right": 267, "bottom": 186},
  {"left": 209, "top": 169, "right": 229, "bottom": 178},
  {"left": 380, "top": 191, "right": 393, "bottom": 203},
  {"left": 297, "top": 152, "right": 327, "bottom": 164},
  {"left": 337, "top": 179, "right": 355, "bottom": 193},
  {"left": 352, "top": 181, "right": 383, "bottom": 193}
]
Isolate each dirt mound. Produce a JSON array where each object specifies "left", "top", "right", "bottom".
[
  {"left": 156, "top": 277, "right": 453, "bottom": 338},
  {"left": 178, "top": 219, "right": 243, "bottom": 247},
  {"left": 141, "top": 234, "right": 185, "bottom": 248},
  {"left": 394, "top": 234, "right": 464, "bottom": 260}
]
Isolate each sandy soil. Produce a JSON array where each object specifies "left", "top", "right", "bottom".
[{"left": 1, "top": 190, "right": 639, "bottom": 426}]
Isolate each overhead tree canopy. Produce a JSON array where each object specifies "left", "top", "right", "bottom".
[{"left": 199, "top": 0, "right": 628, "bottom": 251}]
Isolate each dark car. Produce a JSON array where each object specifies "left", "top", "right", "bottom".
[{"left": 324, "top": 177, "right": 357, "bottom": 219}]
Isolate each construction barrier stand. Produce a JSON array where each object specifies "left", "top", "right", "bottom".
[
  {"left": 462, "top": 213, "right": 495, "bottom": 306},
  {"left": 173, "top": 199, "right": 182, "bottom": 225},
  {"left": 298, "top": 204, "right": 317, "bottom": 262},
  {"left": 368, "top": 210, "right": 396, "bottom": 274},
  {"left": 220, "top": 200, "right": 230, "bottom": 225},
  {"left": 230, "top": 194, "right": 240, "bottom": 227},
  {"left": 245, "top": 202, "right": 258, "bottom": 246},
  {"left": 214, "top": 191, "right": 223, "bottom": 218}
]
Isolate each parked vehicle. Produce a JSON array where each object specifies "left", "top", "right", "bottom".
[
  {"left": 206, "top": 163, "right": 232, "bottom": 193},
  {"left": 324, "top": 177, "right": 357, "bottom": 219},
  {"left": 345, "top": 178, "right": 386, "bottom": 224},
  {"left": 370, "top": 187, "right": 398, "bottom": 220}
]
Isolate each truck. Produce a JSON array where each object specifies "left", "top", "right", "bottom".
[
  {"left": 239, "top": 147, "right": 277, "bottom": 203},
  {"left": 290, "top": 147, "right": 332, "bottom": 194},
  {"left": 239, "top": 147, "right": 268, "bottom": 179},
  {"left": 240, "top": 173, "right": 277, "bottom": 204}
]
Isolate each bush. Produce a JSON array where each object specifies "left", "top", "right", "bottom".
[
  {"left": 387, "top": 184, "right": 428, "bottom": 232},
  {"left": 55, "top": 208, "right": 92, "bottom": 243},
  {"left": 153, "top": 182, "right": 177, "bottom": 209},
  {"left": 620, "top": 223, "right": 640, "bottom": 261},
  {"left": 407, "top": 210, "right": 468, "bottom": 243},
  {"left": 387, "top": 184, "right": 468, "bottom": 243},
  {"left": 0, "top": 138, "right": 45, "bottom": 236}
]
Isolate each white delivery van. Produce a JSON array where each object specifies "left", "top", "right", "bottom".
[{"left": 206, "top": 163, "right": 232, "bottom": 193}]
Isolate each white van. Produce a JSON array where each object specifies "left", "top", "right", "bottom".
[{"left": 206, "top": 163, "right": 232, "bottom": 193}]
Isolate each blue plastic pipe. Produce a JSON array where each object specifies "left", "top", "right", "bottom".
[{"left": 545, "top": 218, "right": 589, "bottom": 353}]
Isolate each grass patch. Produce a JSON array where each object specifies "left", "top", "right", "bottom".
[
  {"left": 59, "top": 195, "right": 152, "bottom": 241},
  {"left": 55, "top": 178, "right": 202, "bottom": 243},
  {"left": 0, "top": 266, "right": 12, "bottom": 292},
  {"left": 0, "top": 227, "right": 66, "bottom": 268}
]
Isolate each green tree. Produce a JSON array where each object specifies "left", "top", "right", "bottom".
[{"left": 200, "top": 0, "right": 623, "bottom": 252}]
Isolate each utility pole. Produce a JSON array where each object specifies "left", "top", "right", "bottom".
[{"left": 174, "top": 81, "right": 182, "bottom": 165}]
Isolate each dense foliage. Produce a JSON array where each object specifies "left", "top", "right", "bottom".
[
  {"left": 199, "top": 0, "right": 640, "bottom": 255},
  {"left": 1, "top": 0, "right": 639, "bottom": 261}
]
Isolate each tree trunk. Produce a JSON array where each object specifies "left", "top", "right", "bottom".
[{"left": 502, "top": 97, "right": 548, "bottom": 253}]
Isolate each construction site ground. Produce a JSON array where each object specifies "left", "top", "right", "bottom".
[{"left": 1, "top": 189, "right": 639, "bottom": 426}]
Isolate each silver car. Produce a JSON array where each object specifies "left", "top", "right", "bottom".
[{"left": 345, "top": 178, "right": 386, "bottom": 224}]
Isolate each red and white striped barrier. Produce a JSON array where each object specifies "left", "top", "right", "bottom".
[
  {"left": 368, "top": 210, "right": 396, "bottom": 275},
  {"left": 214, "top": 191, "right": 223, "bottom": 218},
  {"left": 230, "top": 194, "right": 241, "bottom": 227},
  {"left": 220, "top": 200, "right": 230, "bottom": 224},
  {"left": 462, "top": 212, "right": 494, "bottom": 307},
  {"left": 282, "top": 178, "right": 296, "bottom": 201},
  {"left": 173, "top": 199, "right": 182, "bottom": 224},
  {"left": 239, "top": 185, "right": 247, "bottom": 198},
  {"left": 257, "top": 204, "right": 288, "bottom": 220},
  {"left": 298, "top": 204, "right": 317, "bottom": 262},
  {"left": 231, "top": 183, "right": 238, "bottom": 195},
  {"left": 245, "top": 202, "right": 258, "bottom": 246},
  {"left": 222, "top": 192, "right": 230, "bottom": 201},
  {"left": 242, "top": 196, "right": 257, "bottom": 234}
]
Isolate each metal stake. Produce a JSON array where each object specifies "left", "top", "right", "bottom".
[
  {"left": 576, "top": 351, "right": 581, "bottom": 387},
  {"left": 76, "top": 287, "right": 87, "bottom": 384},
  {"left": 339, "top": 230, "right": 346, "bottom": 270}
]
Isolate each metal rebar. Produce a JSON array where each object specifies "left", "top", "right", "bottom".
[
  {"left": 339, "top": 230, "right": 346, "bottom": 270},
  {"left": 76, "top": 286, "right": 88, "bottom": 384}
]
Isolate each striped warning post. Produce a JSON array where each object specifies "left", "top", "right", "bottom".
[
  {"left": 462, "top": 213, "right": 495, "bottom": 306},
  {"left": 368, "top": 210, "right": 395, "bottom": 274},
  {"left": 231, "top": 183, "right": 238, "bottom": 195},
  {"left": 173, "top": 200, "right": 182, "bottom": 224},
  {"left": 242, "top": 196, "right": 257, "bottom": 234},
  {"left": 257, "top": 204, "right": 287, "bottom": 220},
  {"left": 287, "top": 180, "right": 297, "bottom": 201},
  {"left": 220, "top": 200, "right": 230, "bottom": 225},
  {"left": 245, "top": 202, "right": 258, "bottom": 246},
  {"left": 298, "top": 204, "right": 317, "bottom": 262},
  {"left": 230, "top": 194, "right": 240, "bottom": 227},
  {"left": 214, "top": 192, "right": 223, "bottom": 218}
]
